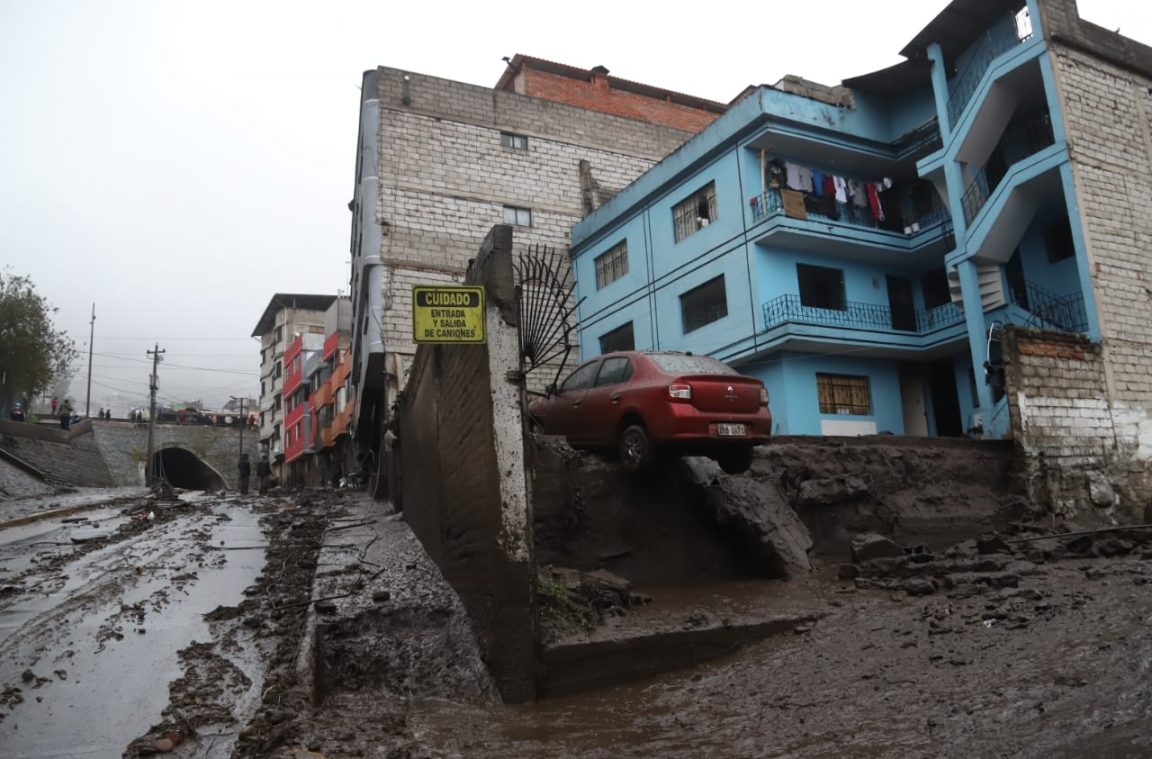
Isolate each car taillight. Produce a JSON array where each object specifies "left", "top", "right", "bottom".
[
  {"left": 760, "top": 387, "right": 769, "bottom": 406},
  {"left": 668, "top": 383, "right": 693, "bottom": 401}
]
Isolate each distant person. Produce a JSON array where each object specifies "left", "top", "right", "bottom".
[
  {"left": 97, "top": 407, "right": 104, "bottom": 420},
  {"left": 59, "top": 400, "right": 73, "bottom": 430},
  {"left": 238, "top": 453, "right": 252, "bottom": 495},
  {"left": 256, "top": 455, "right": 272, "bottom": 496},
  {"left": 50, "top": 396, "right": 58, "bottom": 415}
]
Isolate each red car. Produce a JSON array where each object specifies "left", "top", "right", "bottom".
[{"left": 529, "top": 351, "right": 772, "bottom": 474}]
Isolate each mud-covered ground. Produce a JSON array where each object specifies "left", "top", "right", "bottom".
[
  {"left": 4, "top": 483, "right": 1152, "bottom": 758},
  {"left": 404, "top": 528, "right": 1152, "bottom": 759}
]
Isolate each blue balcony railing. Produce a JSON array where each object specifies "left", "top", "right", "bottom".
[
  {"left": 1007, "top": 280, "right": 1088, "bottom": 334},
  {"left": 946, "top": 11, "right": 1025, "bottom": 127},
  {"left": 750, "top": 187, "right": 953, "bottom": 242},
  {"left": 961, "top": 114, "right": 1055, "bottom": 225},
  {"left": 762, "top": 294, "right": 965, "bottom": 335}
]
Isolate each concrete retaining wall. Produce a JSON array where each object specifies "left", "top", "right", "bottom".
[
  {"left": 92, "top": 423, "right": 259, "bottom": 489},
  {"left": 396, "top": 225, "right": 536, "bottom": 703}
]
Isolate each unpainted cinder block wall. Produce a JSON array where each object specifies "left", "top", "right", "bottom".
[
  {"left": 1004, "top": 327, "right": 1151, "bottom": 520},
  {"left": 397, "top": 225, "right": 536, "bottom": 702}
]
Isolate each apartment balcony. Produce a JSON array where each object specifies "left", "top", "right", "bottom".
[
  {"left": 749, "top": 187, "right": 953, "bottom": 262},
  {"left": 1006, "top": 280, "right": 1089, "bottom": 334},
  {"left": 961, "top": 114, "right": 1055, "bottom": 226},
  {"left": 764, "top": 293, "right": 965, "bottom": 332},
  {"left": 313, "top": 382, "right": 334, "bottom": 409}
]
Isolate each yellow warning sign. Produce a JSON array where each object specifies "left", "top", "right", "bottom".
[{"left": 412, "top": 286, "right": 486, "bottom": 344}]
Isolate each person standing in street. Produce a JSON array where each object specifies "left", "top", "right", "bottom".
[
  {"left": 238, "top": 453, "right": 252, "bottom": 495},
  {"left": 256, "top": 455, "right": 272, "bottom": 495},
  {"left": 59, "top": 399, "right": 73, "bottom": 430},
  {"left": 50, "top": 396, "right": 58, "bottom": 415}
]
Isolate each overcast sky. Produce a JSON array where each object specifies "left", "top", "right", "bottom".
[{"left": 2, "top": 0, "right": 1148, "bottom": 413}]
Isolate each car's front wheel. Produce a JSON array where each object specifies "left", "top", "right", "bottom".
[
  {"left": 717, "top": 446, "right": 754, "bottom": 474},
  {"left": 618, "top": 424, "right": 655, "bottom": 471}
]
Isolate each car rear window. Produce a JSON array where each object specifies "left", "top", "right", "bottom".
[{"left": 647, "top": 354, "right": 739, "bottom": 375}]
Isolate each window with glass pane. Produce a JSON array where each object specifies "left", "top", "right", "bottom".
[
  {"left": 672, "top": 182, "right": 718, "bottom": 242},
  {"left": 594, "top": 357, "right": 632, "bottom": 387},
  {"left": 816, "top": 374, "right": 872, "bottom": 415},
  {"left": 680, "top": 275, "right": 728, "bottom": 333},
  {"left": 500, "top": 132, "right": 528, "bottom": 150},
  {"left": 503, "top": 205, "right": 532, "bottom": 226},
  {"left": 595, "top": 241, "right": 629, "bottom": 289},
  {"left": 599, "top": 321, "right": 635, "bottom": 354}
]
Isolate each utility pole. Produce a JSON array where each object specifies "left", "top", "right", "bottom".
[
  {"left": 85, "top": 303, "right": 95, "bottom": 418},
  {"left": 145, "top": 344, "right": 165, "bottom": 486},
  {"left": 231, "top": 395, "right": 245, "bottom": 462}
]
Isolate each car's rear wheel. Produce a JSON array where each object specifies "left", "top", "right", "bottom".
[
  {"left": 618, "top": 424, "right": 654, "bottom": 472},
  {"left": 717, "top": 446, "right": 754, "bottom": 474}
]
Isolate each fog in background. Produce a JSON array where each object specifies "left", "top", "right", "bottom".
[{"left": 2, "top": 0, "right": 1146, "bottom": 413}]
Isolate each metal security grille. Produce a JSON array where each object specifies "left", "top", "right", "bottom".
[
  {"left": 594, "top": 240, "right": 629, "bottom": 289},
  {"left": 817, "top": 374, "right": 872, "bottom": 415},
  {"left": 673, "top": 182, "right": 717, "bottom": 242},
  {"left": 515, "top": 244, "right": 583, "bottom": 388}
]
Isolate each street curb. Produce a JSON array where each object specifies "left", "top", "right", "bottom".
[{"left": 0, "top": 494, "right": 144, "bottom": 531}]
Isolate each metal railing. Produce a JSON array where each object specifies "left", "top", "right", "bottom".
[
  {"left": 750, "top": 186, "right": 952, "bottom": 239},
  {"left": 946, "top": 12, "right": 1024, "bottom": 127},
  {"left": 1008, "top": 280, "right": 1088, "bottom": 334},
  {"left": 762, "top": 294, "right": 965, "bottom": 335},
  {"left": 961, "top": 114, "right": 1055, "bottom": 225}
]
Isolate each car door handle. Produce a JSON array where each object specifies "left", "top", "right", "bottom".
[
  {"left": 610, "top": 392, "right": 621, "bottom": 403},
  {"left": 572, "top": 401, "right": 581, "bottom": 409}
]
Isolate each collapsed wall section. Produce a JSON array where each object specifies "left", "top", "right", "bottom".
[{"left": 396, "top": 226, "right": 536, "bottom": 702}]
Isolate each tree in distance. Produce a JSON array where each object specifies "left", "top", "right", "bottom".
[{"left": 0, "top": 270, "right": 78, "bottom": 416}]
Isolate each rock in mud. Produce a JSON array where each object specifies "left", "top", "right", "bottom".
[
  {"left": 851, "top": 533, "right": 902, "bottom": 562},
  {"left": 682, "top": 457, "right": 813, "bottom": 576}
]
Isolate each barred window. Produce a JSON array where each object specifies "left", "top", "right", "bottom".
[
  {"left": 599, "top": 321, "right": 635, "bottom": 354},
  {"left": 595, "top": 241, "right": 629, "bottom": 289},
  {"left": 672, "top": 182, "right": 718, "bottom": 242},
  {"left": 680, "top": 275, "right": 728, "bottom": 333},
  {"left": 500, "top": 132, "right": 528, "bottom": 150},
  {"left": 817, "top": 374, "right": 872, "bottom": 415}
]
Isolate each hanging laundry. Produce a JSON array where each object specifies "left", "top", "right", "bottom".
[
  {"left": 867, "top": 182, "right": 885, "bottom": 222},
  {"left": 811, "top": 169, "right": 826, "bottom": 196},
  {"left": 832, "top": 176, "right": 847, "bottom": 203},
  {"left": 785, "top": 162, "right": 814, "bottom": 193},
  {"left": 823, "top": 174, "right": 836, "bottom": 197},
  {"left": 769, "top": 161, "right": 785, "bottom": 189},
  {"left": 848, "top": 178, "right": 869, "bottom": 208},
  {"left": 781, "top": 189, "right": 808, "bottom": 220}
]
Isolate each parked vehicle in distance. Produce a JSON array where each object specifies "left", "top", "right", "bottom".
[{"left": 529, "top": 351, "right": 772, "bottom": 474}]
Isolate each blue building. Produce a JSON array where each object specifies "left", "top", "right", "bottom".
[{"left": 570, "top": 0, "right": 1099, "bottom": 439}]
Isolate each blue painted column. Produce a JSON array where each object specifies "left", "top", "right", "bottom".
[
  {"left": 958, "top": 261, "right": 994, "bottom": 424},
  {"left": 927, "top": 43, "right": 952, "bottom": 139}
]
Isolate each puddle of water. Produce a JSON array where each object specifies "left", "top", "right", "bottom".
[{"left": 0, "top": 504, "right": 268, "bottom": 759}]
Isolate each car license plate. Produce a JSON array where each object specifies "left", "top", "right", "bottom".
[{"left": 716, "top": 423, "right": 746, "bottom": 437}]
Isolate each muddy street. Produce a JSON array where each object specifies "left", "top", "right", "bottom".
[{"left": 0, "top": 489, "right": 331, "bottom": 759}]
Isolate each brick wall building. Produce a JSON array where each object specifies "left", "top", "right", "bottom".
[{"left": 346, "top": 60, "right": 726, "bottom": 474}]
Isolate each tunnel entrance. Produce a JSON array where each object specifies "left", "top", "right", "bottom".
[{"left": 152, "top": 446, "right": 227, "bottom": 491}]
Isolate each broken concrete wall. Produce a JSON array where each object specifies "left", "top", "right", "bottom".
[
  {"left": 1003, "top": 327, "right": 1152, "bottom": 522},
  {"left": 396, "top": 225, "right": 536, "bottom": 703}
]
